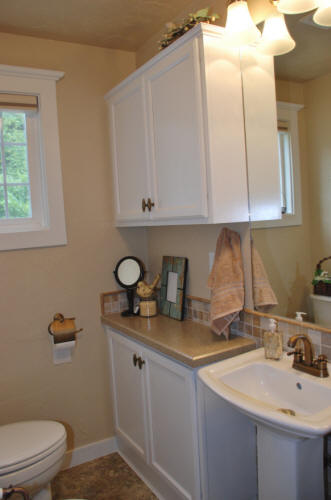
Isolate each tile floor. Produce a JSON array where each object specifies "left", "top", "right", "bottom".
[{"left": 51, "top": 453, "right": 157, "bottom": 500}]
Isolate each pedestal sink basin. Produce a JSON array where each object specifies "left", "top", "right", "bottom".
[
  {"left": 199, "top": 347, "right": 331, "bottom": 438},
  {"left": 198, "top": 347, "right": 331, "bottom": 500}
]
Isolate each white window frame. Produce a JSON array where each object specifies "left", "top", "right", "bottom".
[
  {"left": 0, "top": 65, "right": 67, "bottom": 250},
  {"left": 253, "top": 101, "right": 304, "bottom": 229}
]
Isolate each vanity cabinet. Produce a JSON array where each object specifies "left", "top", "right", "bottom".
[
  {"left": 106, "top": 326, "right": 200, "bottom": 500},
  {"left": 106, "top": 23, "right": 253, "bottom": 226}
]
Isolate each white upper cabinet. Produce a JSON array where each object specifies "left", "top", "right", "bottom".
[
  {"left": 240, "top": 47, "right": 281, "bottom": 222},
  {"left": 106, "top": 23, "right": 280, "bottom": 226},
  {"left": 109, "top": 77, "right": 151, "bottom": 222},
  {"left": 144, "top": 38, "right": 208, "bottom": 221}
]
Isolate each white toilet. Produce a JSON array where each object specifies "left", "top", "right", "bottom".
[
  {"left": 310, "top": 293, "right": 331, "bottom": 327},
  {"left": 0, "top": 421, "right": 67, "bottom": 500}
]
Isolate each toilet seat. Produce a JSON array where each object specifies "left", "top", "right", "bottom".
[{"left": 0, "top": 421, "right": 66, "bottom": 475}]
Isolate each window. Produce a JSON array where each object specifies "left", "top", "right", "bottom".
[
  {"left": 253, "top": 101, "right": 303, "bottom": 229},
  {"left": 0, "top": 65, "right": 67, "bottom": 251},
  {"left": 278, "top": 120, "right": 294, "bottom": 215},
  {"left": 0, "top": 110, "right": 32, "bottom": 219}
]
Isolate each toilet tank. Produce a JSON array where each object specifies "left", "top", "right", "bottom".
[{"left": 310, "top": 294, "right": 331, "bottom": 328}]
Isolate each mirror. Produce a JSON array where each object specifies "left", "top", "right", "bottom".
[
  {"left": 248, "top": 13, "right": 331, "bottom": 327},
  {"left": 114, "top": 256, "right": 144, "bottom": 316},
  {"left": 160, "top": 256, "right": 188, "bottom": 321}
]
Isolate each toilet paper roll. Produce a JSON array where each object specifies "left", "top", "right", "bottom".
[
  {"left": 52, "top": 340, "right": 76, "bottom": 364},
  {"left": 53, "top": 339, "right": 76, "bottom": 351}
]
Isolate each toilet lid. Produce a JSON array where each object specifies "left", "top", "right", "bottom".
[{"left": 0, "top": 420, "right": 66, "bottom": 474}]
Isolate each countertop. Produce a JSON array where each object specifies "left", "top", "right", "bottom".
[{"left": 102, "top": 313, "right": 256, "bottom": 368}]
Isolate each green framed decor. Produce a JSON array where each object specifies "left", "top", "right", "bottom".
[{"left": 160, "top": 256, "right": 188, "bottom": 321}]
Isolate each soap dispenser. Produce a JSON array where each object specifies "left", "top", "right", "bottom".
[
  {"left": 295, "top": 312, "right": 307, "bottom": 322},
  {"left": 263, "top": 318, "right": 283, "bottom": 360}
]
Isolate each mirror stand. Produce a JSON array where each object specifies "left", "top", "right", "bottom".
[{"left": 122, "top": 288, "right": 136, "bottom": 317}]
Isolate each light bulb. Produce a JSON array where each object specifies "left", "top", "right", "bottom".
[
  {"left": 224, "top": 1, "right": 261, "bottom": 47},
  {"left": 259, "top": 12, "right": 296, "bottom": 55},
  {"left": 313, "top": 0, "right": 331, "bottom": 25},
  {"left": 277, "top": 0, "right": 319, "bottom": 14}
]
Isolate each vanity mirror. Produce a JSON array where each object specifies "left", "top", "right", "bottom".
[
  {"left": 247, "top": 13, "right": 331, "bottom": 326},
  {"left": 113, "top": 256, "right": 144, "bottom": 316}
]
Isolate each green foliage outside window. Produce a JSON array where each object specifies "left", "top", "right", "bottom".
[{"left": 0, "top": 111, "right": 32, "bottom": 219}]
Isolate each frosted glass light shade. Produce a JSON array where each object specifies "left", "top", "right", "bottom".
[
  {"left": 224, "top": 1, "right": 261, "bottom": 47},
  {"left": 277, "top": 0, "right": 319, "bottom": 14},
  {"left": 313, "top": 0, "right": 331, "bottom": 26},
  {"left": 259, "top": 13, "right": 296, "bottom": 55}
]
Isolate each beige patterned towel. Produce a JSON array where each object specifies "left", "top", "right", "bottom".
[
  {"left": 207, "top": 228, "right": 244, "bottom": 339},
  {"left": 251, "top": 243, "right": 278, "bottom": 312}
]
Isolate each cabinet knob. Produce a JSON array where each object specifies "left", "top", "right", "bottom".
[
  {"left": 133, "top": 353, "right": 139, "bottom": 366},
  {"left": 147, "top": 198, "right": 155, "bottom": 212},
  {"left": 142, "top": 198, "right": 147, "bottom": 212},
  {"left": 138, "top": 357, "right": 145, "bottom": 370}
]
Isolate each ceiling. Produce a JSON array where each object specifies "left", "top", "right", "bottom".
[
  {"left": 0, "top": 0, "right": 196, "bottom": 51},
  {"left": 0, "top": 0, "right": 329, "bottom": 81},
  {"left": 274, "top": 13, "right": 331, "bottom": 82}
]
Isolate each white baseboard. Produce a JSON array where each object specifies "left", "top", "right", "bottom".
[{"left": 62, "top": 436, "right": 118, "bottom": 469}]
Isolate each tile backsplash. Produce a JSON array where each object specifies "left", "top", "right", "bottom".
[
  {"left": 101, "top": 291, "right": 128, "bottom": 315},
  {"left": 100, "top": 291, "right": 331, "bottom": 358}
]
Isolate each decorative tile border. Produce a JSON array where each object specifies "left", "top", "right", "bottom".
[
  {"left": 100, "top": 291, "right": 128, "bottom": 316},
  {"left": 185, "top": 296, "right": 210, "bottom": 326},
  {"left": 100, "top": 291, "right": 331, "bottom": 358},
  {"left": 232, "top": 309, "right": 330, "bottom": 359},
  {"left": 185, "top": 296, "right": 331, "bottom": 358}
]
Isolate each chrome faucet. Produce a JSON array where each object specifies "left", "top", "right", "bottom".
[{"left": 287, "top": 334, "right": 329, "bottom": 378}]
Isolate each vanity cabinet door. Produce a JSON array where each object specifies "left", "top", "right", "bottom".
[
  {"left": 144, "top": 37, "right": 208, "bottom": 221},
  {"left": 108, "top": 332, "right": 149, "bottom": 461},
  {"left": 144, "top": 348, "right": 200, "bottom": 500},
  {"left": 108, "top": 76, "right": 151, "bottom": 223}
]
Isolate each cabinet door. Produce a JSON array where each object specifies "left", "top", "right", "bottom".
[
  {"left": 145, "top": 38, "right": 208, "bottom": 220},
  {"left": 144, "top": 349, "right": 200, "bottom": 500},
  {"left": 108, "top": 77, "right": 151, "bottom": 222},
  {"left": 240, "top": 47, "right": 281, "bottom": 222},
  {"left": 109, "top": 332, "right": 149, "bottom": 460}
]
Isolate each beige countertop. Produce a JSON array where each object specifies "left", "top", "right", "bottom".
[{"left": 102, "top": 313, "right": 256, "bottom": 368}]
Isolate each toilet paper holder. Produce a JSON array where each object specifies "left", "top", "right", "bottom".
[
  {"left": 48, "top": 313, "right": 83, "bottom": 343},
  {"left": 48, "top": 313, "right": 83, "bottom": 364}
]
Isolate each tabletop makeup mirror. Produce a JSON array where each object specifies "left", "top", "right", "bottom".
[
  {"left": 247, "top": 12, "right": 331, "bottom": 327},
  {"left": 114, "top": 256, "right": 144, "bottom": 316}
]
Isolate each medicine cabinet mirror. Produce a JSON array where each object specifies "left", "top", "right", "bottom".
[{"left": 246, "top": 13, "right": 331, "bottom": 328}]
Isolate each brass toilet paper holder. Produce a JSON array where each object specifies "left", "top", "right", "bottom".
[{"left": 48, "top": 313, "right": 83, "bottom": 343}]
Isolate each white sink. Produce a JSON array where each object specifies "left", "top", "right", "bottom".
[{"left": 198, "top": 347, "right": 331, "bottom": 438}]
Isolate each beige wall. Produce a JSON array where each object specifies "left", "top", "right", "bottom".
[
  {"left": 304, "top": 72, "right": 331, "bottom": 275},
  {"left": 146, "top": 223, "right": 252, "bottom": 302},
  {"left": 0, "top": 32, "right": 148, "bottom": 449}
]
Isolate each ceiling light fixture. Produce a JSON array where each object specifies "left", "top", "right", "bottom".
[
  {"left": 259, "top": 12, "right": 296, "bottom": 55},
  {"left": 224, "top": 0, "right": 261, "bottom": 46},
  {"left": 277, "top": 0, "right": 319, "bottom": 14},
  {"left": 313, "top": 0, "right": 331, "bottom": 25}
]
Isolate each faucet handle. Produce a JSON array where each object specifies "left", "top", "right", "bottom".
[
  {"left": 287, "top": 349, "right": 303, "bottom": 363},
  {"left": 316, "top": 354, "right": 329, "bottom": 378}
]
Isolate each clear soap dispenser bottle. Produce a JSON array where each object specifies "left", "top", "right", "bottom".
[{"left": 263, "top": 318, "right": 283, "bottom": 360}]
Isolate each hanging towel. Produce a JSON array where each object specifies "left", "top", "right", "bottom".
[
  {"left": 207, "top": 228, "right": 244, "bottom": 339},
  {"left": 251, "top": 242, "right": 278, "bottom": 312}
]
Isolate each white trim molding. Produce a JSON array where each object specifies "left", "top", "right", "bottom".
[
  {"left": 253, "top": 100, "right": 304, "bottom": 229},
  {"left": 0, "top": 64, "right": 67, "bottom": 250},
  {"left": 62, "top": 436, "right": 118, "bottom": 470},
  {"left": 0, "top": 65, "right": 64, "bottom": 81}
]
